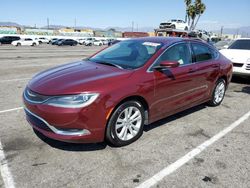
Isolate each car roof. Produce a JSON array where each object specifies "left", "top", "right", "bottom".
[
  {"left": 129, "top": 37, "right": 207, "bottom": 46},
  {"left": 234, "top": 38, "right": 250, "bottom": 40}
]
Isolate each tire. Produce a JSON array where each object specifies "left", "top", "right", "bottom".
[
  {"left": 184, "top": 26, "right": 188, "bottom": 30},
  {"left": 17, "top": 43, "right": 21, "bottom": 46},
  {"left": 106, "top": 101, "right": 145, "bottom": 147},
  {"left": 171, "top": 24, "right": 176, "bottom": 29},
  {"left": 99, "top": 43, "right": 102, "bottom": 46},
  {"left": 32, "top": 43, "right": 36, "bottom": 46},
  {"left": 208, "top": 79, "right": 226, "bottom": 106}
]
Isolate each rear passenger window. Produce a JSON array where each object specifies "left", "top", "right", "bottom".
[{"left": 192, "top": 43, "right": 213, "bottom": 62}]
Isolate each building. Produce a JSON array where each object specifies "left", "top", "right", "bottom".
[
  {"left": 94, "top": 29, "right": 122, "bottom": 38},
  {"left": 0, "top": 26, "right": 21, "bottom": 34},
  {"left": 58, "top": 28, "right": 94, "bottom": 37}
]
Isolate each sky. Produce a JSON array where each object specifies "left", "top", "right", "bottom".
[{"left": 1, "top": 0, "right": 250, "bottom": 30}]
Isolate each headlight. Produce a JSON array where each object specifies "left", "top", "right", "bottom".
[{"left": 45, "top": 93, "right": 99, "bottom": 108}]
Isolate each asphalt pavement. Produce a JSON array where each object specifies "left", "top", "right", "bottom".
[{"left": 0, "top": 44, "right": 249, "bottom": 188}]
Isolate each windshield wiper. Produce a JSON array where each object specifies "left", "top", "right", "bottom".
[{"left": 95, "top": 61, "right": 123, "bottom": 69}]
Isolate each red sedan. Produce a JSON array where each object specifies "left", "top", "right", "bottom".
[{"left": 23, "top": 37, "right": 232, "bottom": 146}]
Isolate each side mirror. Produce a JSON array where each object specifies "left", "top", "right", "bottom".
[{"left": 154, "top": 61, "right": 180, "bottom": 70}]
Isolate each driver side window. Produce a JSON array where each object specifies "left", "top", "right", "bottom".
[{"left": 156, "top": 43, "right": 192, "bottom": 66}]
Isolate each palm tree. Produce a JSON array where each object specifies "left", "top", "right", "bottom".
[
  {"left": 185, "top": 0, "right": 206, "bottom": 30},
  {"left": 187, "top": 4, "right": 196, "bottom": 29},
  {"left": 193, "top": 2, "right": 206, "bottom": 29},
  {"left": 184, "top": 0, "right": 192, "bottom": 23}
]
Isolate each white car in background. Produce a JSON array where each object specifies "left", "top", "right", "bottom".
[
  {"left": 84, "top": 38, "right": 95, "bottom": 46},
  {"left": 36, "top": 37, "right": 49, "bottom": 44},
  {"left": 12, "top": 38, "right": 39, "bottom": 46},
  {"left": 159, "top": 19, "right": 189, "bottom": 30},
  {"left": 220, "top": 38, "right": 250, "bottom": 77},
  {"left": 93, "top": 40, "right": 103, "bottom": 46},
  {"left": 101, "top": 39, "right": 108, "bottom": 45}
]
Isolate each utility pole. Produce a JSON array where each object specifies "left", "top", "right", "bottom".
[
  {"left": 74, "top": 18, "right": 76, "bottom": 30},
  {"left": 47, "top": 18, "right": 49, "bottom": 29},
  {"left": 220, "top": 26, "right": 223, "bottom": 38}
]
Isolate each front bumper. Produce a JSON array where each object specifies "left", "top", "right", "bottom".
[
  {"left": 23, "top": 97, "right": 109, "bottom": 143},
  {"left": 233, "top": 65, "right": 250, "bottom": 76}
]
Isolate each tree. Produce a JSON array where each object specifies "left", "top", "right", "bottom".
[
  {"left": 193, "top": 1, "right": 206, "bottom": 29},
  {"left": 185, "top": 0, "right": 206, "bottom": 30},
  {"left": 184, "top": 0, "right": 192, "bottom": 23}
]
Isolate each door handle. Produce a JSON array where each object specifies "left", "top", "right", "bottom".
[
  {"left": 188, "top": 69, "right": 196, "bottom": 73},
  {"left": 212, "top": 64, "right": 219, "bottom": 68}
]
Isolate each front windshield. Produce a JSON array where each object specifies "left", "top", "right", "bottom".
[
  {"left": 229, "top": 39, "right": 250, "bottom": 50},
  {"left": 89, "top": 40, "right": 163, "bottom": 69}
]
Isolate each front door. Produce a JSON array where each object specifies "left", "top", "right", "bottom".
[{"left": 150, "top": 42, "right": 200, "bottom": 118}]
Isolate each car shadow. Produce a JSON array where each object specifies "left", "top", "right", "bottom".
[
  {"left": 144, "top": 104, "right": 207, "bottom": 132},
  {"left": 242, "top": 86, "right": 250, "bottom": 94},
  {"left": 33, "top": 129, "right": 107, "bottom": 152},
  {"left": 231, "top": 76, "right": 250, "bottom": 85}
]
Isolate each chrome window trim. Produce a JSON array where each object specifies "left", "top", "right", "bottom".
[
  {"left": 24, "top": 108, "right": 90, "bottom": 136},
  {"left": 147, "top": 41, "right": 193, "bottom": 73}
]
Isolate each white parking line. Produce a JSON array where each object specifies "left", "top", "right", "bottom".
[
  {"left": 0, "top": 141, "right": 16, "bottom": 188},
  {"left": 136, "top": 110, "right": 250, "bottom": 188},
  {"left": 0, "top": 78, "right": 30, "bottom": 83},
  {"left": 0, "top": 107, "right": 23, "bottom": 114}
]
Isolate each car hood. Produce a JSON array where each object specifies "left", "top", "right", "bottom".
[
  {"left": 28, "top": 61, "right": 133, "bottom": 95},
  {"left": 220, "top": 49, "right": 250, "bottom": 63}
]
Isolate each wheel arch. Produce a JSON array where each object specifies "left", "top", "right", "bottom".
[
  {"left": 107, "top": 95, "right": 150, "bottom": 129},
  {"left": 218, "top": 75, "right": 228, "bottom": 88}
]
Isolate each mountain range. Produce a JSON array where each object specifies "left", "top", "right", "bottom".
[{"left": 0, "top": 21, "right": 249, "bottom": 36}]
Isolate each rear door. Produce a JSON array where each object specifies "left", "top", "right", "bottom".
[
  {"left": 150, "top": 42, "right": 199, "bottom": 118},
  {"left": 190, "top": 42, "right": 220, "bottom": 99}
]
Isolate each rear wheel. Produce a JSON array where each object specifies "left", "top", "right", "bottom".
[
  {"left": 184, "top": 26, "right": 188, "bottom": 30},
  {"left": 106, "top": 101, "right": 145, "bottom": 147},
  {"left": 17, "top": 43, "right": 21, "bottom": 46},
  {"left": 208, "top": 79, "right": 226, "bottom": 106},
  {"left": 171, "top": 24, "right": 176, "bottom": 29},
  {"left": 32, "top": 43, "right": 36, "bottom": 46}
]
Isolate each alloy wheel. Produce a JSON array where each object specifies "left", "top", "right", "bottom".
[
  {"left": 115, "top": 106, "right": 142, "bottom": 141},
  {"left": 214, "top": 81, "right": 225, "bottom": 104}
]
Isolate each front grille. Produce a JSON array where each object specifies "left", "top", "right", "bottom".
[
  {"left": 24, "top": 88, "right": 50, "bottom": 103},
  {"left": 233, "top": 63, "right": 244, "bottom": 67},
  {"left": 25, "top": 109, "right": 52, "bottom": 132},
  {"left": 246, "top": 63, "right": 250, "bottom": 70}
]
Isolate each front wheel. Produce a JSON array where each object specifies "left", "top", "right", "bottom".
[
  {"left": 208, "top": 79, "right": 226, "bottom": 106},
  {"left": 106, "top": 101, "right": 145, "bottom": 147}
]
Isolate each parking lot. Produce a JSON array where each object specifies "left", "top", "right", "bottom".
[{"left": 0, "top": 44, "right": 250, "bottom": 188}]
